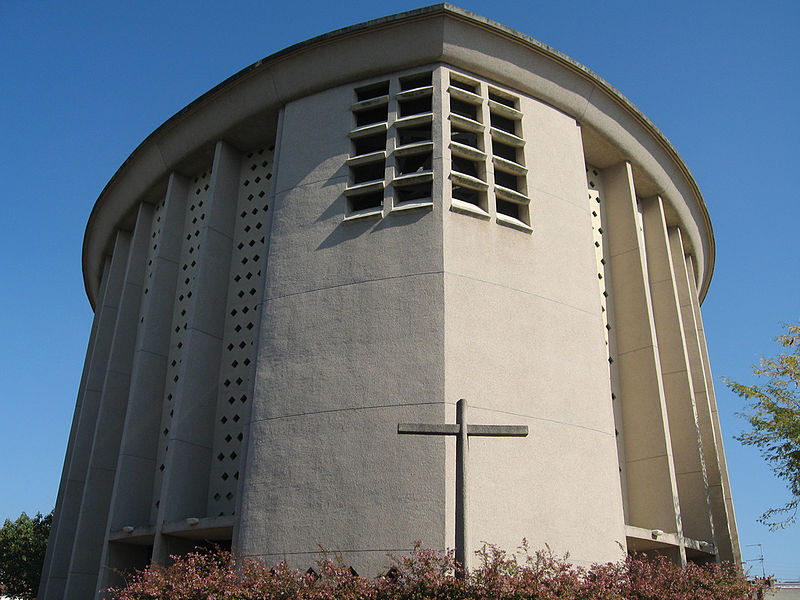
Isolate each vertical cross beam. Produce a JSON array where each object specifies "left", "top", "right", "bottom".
[{"left": 398, "top": 398, "right": 529, "bottom": 574}]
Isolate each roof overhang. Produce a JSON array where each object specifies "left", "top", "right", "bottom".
[{"left": 83, "top": 3, "right": 714, "bottom": 308}]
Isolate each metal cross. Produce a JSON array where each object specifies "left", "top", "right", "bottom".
[{"left": 397, "top": 398, "right": 528, "bottom": 574}]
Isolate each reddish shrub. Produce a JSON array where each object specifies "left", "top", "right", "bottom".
[{"left": 104, "top": 542, "right": 766, "bottom": 600}]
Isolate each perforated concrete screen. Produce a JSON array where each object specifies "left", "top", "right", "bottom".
[
  {"left": 41, "top": 6, "right": 739, "bottom": 600},
  {"left": 209, "top": 148, "right": 272, "bottom": 517},
  {"left": 153, "top": 170, "right": 210, "bottom": 520}
]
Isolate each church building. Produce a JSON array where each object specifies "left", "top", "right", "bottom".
[{"left": 40, "top": 5, "right": 740, "bottom": 599}]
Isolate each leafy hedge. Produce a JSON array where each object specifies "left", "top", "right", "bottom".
[{"left": 106, "top": 542, "right": 768, "bottom": 600}]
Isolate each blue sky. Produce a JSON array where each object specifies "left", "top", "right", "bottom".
[{"left": 1, "top": 0, "right": 797, "bottom": 581}]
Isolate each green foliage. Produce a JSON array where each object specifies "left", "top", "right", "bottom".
[
  {"left": 106, "top": 543, "right": 766, "bottom": 600},
  {"left": 0, "top": 510, "right": 52, "bottom": 599},
  {"left": 724, "top": 321, "right": 800, "bottom": 530}
]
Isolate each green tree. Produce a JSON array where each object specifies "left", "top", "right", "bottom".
[
  {"left": 0, "top": 510, "right": 52, "bottom": 599},
  {"left": 725, "top": 321, "right": 800, "bottom": 530}
]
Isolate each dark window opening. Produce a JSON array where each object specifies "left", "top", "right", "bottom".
[
  {"left": 349, "top": 191, "right": 383, "bottom": 212},
  {"left": 452, "top": 184, "right": 482, "bottom": 207},
  {"left": 356, "top": 81, "right": 389, "bottom": 102},
  {"left": 399, "top": 96, "right": 432, "bottom": 117},
  {"left": 398, "top": 123, "right": 432, "bottom": 145},
  {"left": 490, "top": 112, "right": 517, "bottom": 135},
  {"left": 353, "top": 133, "right": 386, "bottom": 156},
  {"left": 397, "top": 153, "right": 432, "bottom": 175},
  {"left": 396, "top": 182, "right": 432, "bottom": 203},
  {"left": 400, "top": 72, "right": 432, "bottom": 90},
  {"left": 489, "top": 91, "right": 516, "bottom": 108},
  {"left": 355, "top": 105, "right": 388, "bottom": 127},
  {"left": 497, "top": 198, "right": 522, "bottom": 220},
  {"left": 451, "top": 126, "right": 479, "bottom": 148},
  {"left": 450, "top": 98, "right": 478, "bottom": 121},
  {"left": 492, "top": 140, "right": 519, "bottom": 162},
  {"left": 351, "top": 161, "right": 385, "bottom": 184},
  {"left": 450, "top": 78, "right": 477, "bottom": 94},
  {"left": 452, "top": 156, "right": 480, "bottom": 179},
  {"left": 494, "top": 170, "right": 519, "bottom": 191}
]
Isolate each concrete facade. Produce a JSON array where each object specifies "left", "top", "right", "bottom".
[{"left": 41, "top": 5, "right": 740, "bottom": 598}]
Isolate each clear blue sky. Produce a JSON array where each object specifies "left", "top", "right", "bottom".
[{"left": 1, "top": 0, "right": 797, "bottom": 581}]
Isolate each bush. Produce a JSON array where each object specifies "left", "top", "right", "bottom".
[
  {"left": 0, "top": 510, "right": 52, "bottom": 599},
  {"left": 105, "top": 542, "right": 767, "bottom": 600}
]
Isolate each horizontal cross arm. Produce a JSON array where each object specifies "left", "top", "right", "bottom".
[
  {"left": 398, "top": 423, "right": 460, "bottom": 435},
  {"left": 467, "top": 425, "right": 528, "bottom": 437}
]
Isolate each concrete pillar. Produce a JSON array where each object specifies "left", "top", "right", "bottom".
[
  {"left": 588, "top": 168, "right": 629, "bottom": 522},
  {"left": 231, "top": 123, "right": 282, "bottom": 554},
  {"left": 641, "top": 198, "right": 714, "bottom": 545},
  {"left": 602, "top": 162, "right": 683, "bottom": 561},
  {"left": 153, "top": 141, "right": 240, "bottom": 562},
  {"left": 97, "top": 174, "right": 189, "bottom": 592},
  {"left": 685, "top": 252, "right": 741, "bottom": 563},
  {"left": 38, "top": 258, "right": 111, "bottom": 600},
  {"left": 40, "top": 232, "right": 131, "bottom": 600},
  {"left": 64, "top": 204, "right": 153, "bottom": 600},
  {"left": 669, "top": 227, "right": 726, "bottom": 559}
]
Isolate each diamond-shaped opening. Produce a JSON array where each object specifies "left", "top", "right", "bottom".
[
  {"left": 225, "top": 434, "right": 232, "bottom": 442},
  {"left": 217, "top": 453, "right": 225, "bottom": 461},
  {"left": 221, "top": 472, "right": 229, "bottom": 481}
]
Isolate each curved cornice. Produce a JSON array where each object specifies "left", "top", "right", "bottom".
[{"left": 83, "top": 3, "right": 714, "bottom": 307}]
